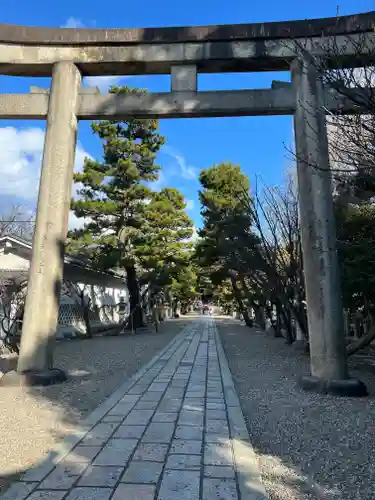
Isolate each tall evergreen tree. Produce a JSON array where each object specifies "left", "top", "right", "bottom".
[
  {"left": 196, "top": 162, "right": 259, "bottom": 325},
  {"left": 68, "top": 86, "right": 165, "bottom": 327},
  {"left": 136, "top": 187, "right": 194, "bottom": 291}
]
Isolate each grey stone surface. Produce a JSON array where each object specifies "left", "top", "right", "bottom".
[
  {"left": 204, "top": 442, "right": 234, "bottom": 466},
  {"left": 112, "top": 484, "right": 156, "bottom": 500},
  {"left": 65, "top": 488, "right": 112, "bottom": 500},
  {"left": 178, "top": 411, "right": 204, "bottom": 427},
  {"left": 165, "top": 454, "right": 201, "bottom": 470},
  {"left": 141, "top": 423, "right": 175, "bottom": 443},
  {"left": 28, "top": 492, "right": 67, "bottom": 500},
  {"left": 68, "top": 446, "right": 102, "bottom": 462},
  {"left": 2, "top": 319, "right": 268, "bottom": 500},
  {"left": 78, "top": 466, "right": 123, "bottom": 487},
  {"left": 157, "top": 470, "right": 200, "bottom": 500},
  {"left": 170, "top": 440, "right": 202, "bottom": 455},
  {"left": 123, "top": 409, "right": 154, "bottom": 425},
  {"left": 152, "top": 412, "right": 178, "bottom": 423},
  {"left": 79, "top": 423, "right": 119, "bottom": 446},
  {"left": 175, "top": 425, "right": 203, "bottom": 440},
  {"left": 204, "top": 465, "right": 236, "bottom": 479},
  {"left": 0, "top": 483, "right": 38, "bottom": 500},
  {"left": 92, "top": 439, "right": 138, "bottom": 466},
  {"left": 205, "top": 420, "right": 229, "bottom": 435},
  {"left": 38, "top": 462, "right": 87, "bottom": 490},
  {"left": 113, "top": 425, "right": 146, "bottom": 439},
  {"left": 203, "top": 478, "right": 238, "bottom": 500},
  {"left": 132, "top": 443, "right": 169, "bottom": 462},
  {"left": 120, "top": 461, "right": 163, "bottom": 484}
]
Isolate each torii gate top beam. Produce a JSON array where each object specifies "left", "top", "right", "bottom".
[{"left": 0, "top": 12, "right": 374, "bottom": 77}]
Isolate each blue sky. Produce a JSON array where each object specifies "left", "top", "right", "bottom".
[{"left": 0, "top": 0, "right": 372, "bottom": 231}]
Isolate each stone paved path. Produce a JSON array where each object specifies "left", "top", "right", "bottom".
[{"left": 1, "top": 318, "right": 267, "bottom": 500}]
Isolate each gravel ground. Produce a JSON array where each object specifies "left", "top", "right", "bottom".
[
  {"left": 0, "top": 318, "right": 188, "bottom": 492},
  {"left": 216, "top": 318, "right": 375, "bottom": 500}
]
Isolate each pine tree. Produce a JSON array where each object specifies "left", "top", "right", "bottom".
[
  {"left": 137, "top": 187, "right": 194, "bottom": 288},
  {"left": 197, "top": 162, "right": 259, "bottom": 326},
  {"left": 68, "top": 86, "right": 165, "bottom": 328}
]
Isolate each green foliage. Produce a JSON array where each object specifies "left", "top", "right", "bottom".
[
  {"left": 197, "top": 162, "right": 259, "bottom": 282},
  {"left": 168, "top": 264, "right": 199, "bottom": 309},
  {"left": 137, "top": 187, "right": 194, "bottom": 288},
  {"left": 68, "top": 85, "right": 165, "bottom": 270},
  {"left": 336, "top": 202, "right": 375, "bottom": 311},
  {"left": 67, "top": 85, "right": 196, "bottom": 322}
]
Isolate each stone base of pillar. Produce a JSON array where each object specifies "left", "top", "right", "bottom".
[
  {"left": 0, "top": 368, "right": 67, "bottom": 387},
  {"left": 299, "top": 375, "right": 368, "bottom": 397}
]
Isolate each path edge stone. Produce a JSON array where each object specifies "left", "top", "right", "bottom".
[{"left": 214, "top": 319, "right": 269, "bottom": 500}]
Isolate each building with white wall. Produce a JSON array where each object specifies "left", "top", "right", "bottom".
[{"left": 0, "top": 235, "right": 129, "bottom": 348}]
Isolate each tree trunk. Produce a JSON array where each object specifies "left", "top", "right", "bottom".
[
  {"left": 347, "top": 329, "right": 375, "bottom": 355},
  {"left": 82, "top": 302, "right": 93, "bottom": 338},
  {"left": 126, "top": 265, "right": 144, "bottom": 329},
  {"left": 230, "top": 277, "right": 253, "bottom": 328}
]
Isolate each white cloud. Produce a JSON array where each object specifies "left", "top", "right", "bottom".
[
  {"left": 61, "top": 18, "right": 121, "bottom": 92},
  {"left": 84, "top": 76, "right": 122, "bottom": 92},
  {"left": 0, "top": 126, "right": 91, "bottom": 230},
  {"left": 162, "top": 145, "right": 199, "bottom": 181},
  {"left": 61, "top": 17, "right": 86, "bottom": 28},
  {"left": 185, "top": 199, "right": 194, "bottom": 210}
]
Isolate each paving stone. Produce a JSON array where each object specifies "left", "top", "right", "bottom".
[
  {"left": 142, "top": 422, "right": 176, "bottom": 443},
  {"left": 157, "top": 469, "right": 200, "bottom": 500},
  {"left": 170, "top": 440, "right": 202, "bottom": 455},
  {"left": 66, "top": 446, "right": 102, "bottom": 463},
  {"left": 93, "top": 439, "right": 138, "bottom": 466},
  {"left": 202, "top": 478, "right": 238, "bottom": 499},
  {"left": 134, "top": 400, "right": 159, "bottom": 410},
  {"left": 206, "top": 409, "right": 227, "bottom": 420},
  {"left": 204, "top": 465, "right": 236, "bottom": 479},
  {"left": 121, "top": 461, "right": 163, "bottom": 484},
  {"left": 148, "top": 382, "right": 168, "bottom": 391},
  {"left": 165, "top": 387, "right": 185, "bottom": 397},
  {"left": 152, "top": 412, "right": 178, "bottom": 423},
  {"left": 79, "top": 422, "right": 120, "bottom": 446},
  {"left": 170, "top": 379, "right": 187, "bottom": 388},
  {"left": 165, "top": 454, "right": 201, "bottom": 470},
  {"left": 139, "top": 392, "right": 164, "bottom": 403},
  {"left": 206, "top": 389, "right": 224, "bottom": 404},
  {"left": 113, "top": 425, "right": 146, "bottom": 439},
  {"left": 123, "top": 409, "right": 154, "bottom": 425},
  {"left": 183, "top": 397, "right": 205, "bottom": 406},
  {"left": 206, "top": 402, "right": 226, "bottom": 410},
  {"left": 204, "top": 442, "right": 234, "bottom": 466},
  {"left": 101, "top": 415, "right": 125, "bottom": 423},
  {"left": 158, "top": 399, "right": 182, "bottom": 412},
  {"left": 205, "top": 434, "right": 230, "bottom": 444},
  {"left": 27, "top": 492, "right": 67, "bottom": 500},
  {"left": 175, "top": 425, "right": 203, "bottom": 440},
  {"left": 112, "top": 484, "right": 156, "bottom": 500},
  {"left": 133, "top": 443, "right": 169, "bottom": 462},
  {"left": 182, "top": 402, "right": 204, "bottom": 412},
  {"left": 107, "top": 403, "right": 135, "bottom": 417},
  {"left": 65, "top": 487, "right": 112, "bottom": 500},
  {"left": 0, "top": 482, "right": 38, "bottom": 500},
  {"left": 78, "top": 466, "right": 123, "bottom": 487},
  {"left": 127, "top": 386, "right": 146, "bottom": 395},
  {"left": 206, "top": 420, "right": 229, "bottom": 435},
  {"left": 38, "top": 462, "right": 88, "bottom": 490},
  {"left": 178, "top": 411, "right": 204, "bottom": 427},
  {"left": 119, "top": 394, "right": 141, "bottom": 402}
]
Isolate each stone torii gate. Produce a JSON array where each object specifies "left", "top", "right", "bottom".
[{"left": 0, "top": 12, "right": 373, "bottom": 395}]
